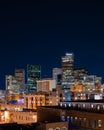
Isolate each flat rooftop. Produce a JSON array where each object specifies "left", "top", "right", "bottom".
[
  {"left": 38, "top": 105, "right": 104, "bottom": 114},
  {"left": 63, "top": 99, "right": 104, "bottom": 103}
]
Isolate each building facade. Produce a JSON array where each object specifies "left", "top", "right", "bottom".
[
  {"left": 61, "top": 53, "right": 74, "bottom": 90},
  {"left": 15, "top": 69, "right": 25, "bottom": 85},
  {"left": 0, "top": 110, "right": 37, "bottom": 124},
  {"left": 36, "top": 121, "right": 68, "bottom": 130},
  {"left": 74, "top": 68, "right": 88, "bottom": 84},
  {"left": 5, "top": 75, "right": 20, "bottom": 94},
  {"left": 5, "top": 75, "right": 13, "bottom": 91},
  {"left": 37, "top": 78, "right": 56, "bottom": 92},
  {"left": 24, "top": 94, "right": 45, "bottom": 109},
  {"left": 27, "top": 65, "right": 41, "bottom": 92},
  {"left": 53, "top": 68, "right": 62, "bottom": 85},
  {"left": 37, "top": 105, "right": 104, "bottom": 130}
]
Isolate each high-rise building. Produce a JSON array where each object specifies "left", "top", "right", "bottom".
[
  {"left": 53, "top": 68, "right": 62, "bottom": 85},
  {"left": 74, "top": 68, "right": 88, "bottom": 84},
  {"left": 83, "top": 75, "right": 102, "bottom": 92},
  {"left": 61, "top": 53, "right": 74, "bottom": 101},
  {"left": 27, "top": 65, "right": 41, "bottom": 92},
  {"left": 5, "top": 75, "right": 20, "bottom": 94},
  {"left": 15, "top": 69, "right": 25, "bottom": 84},
  {"left": 6, "top": 71, "right": 27, "bottom": 94},
  {"left": 62, "top": 53, "right": 74, "bottom": 90},
  {"left": 6, "top": 75, "right": 13, "bottom": 90}
]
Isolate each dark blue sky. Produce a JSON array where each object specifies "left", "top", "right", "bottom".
[{"left": 0, "top": 1, "right": 104, "bottom": 89}]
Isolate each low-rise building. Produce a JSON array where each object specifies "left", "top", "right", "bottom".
[
  {"left": 24, "top": 94, "right": 45, "bottom": 109},
  {"left": 0, "top": 104, "right": 24, "bottom": 111},
  {"left": 0, "top": 110, "right": 37, "bottom": 124},
  {"left": 37, "top": 101, "right": 104, "bottom": 130}
]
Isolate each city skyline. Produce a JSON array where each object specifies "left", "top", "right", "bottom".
[
  {"left": 1, "top": 53, "right": 103, "bottom": 90},
  {"left": 0, "top": 1, "right": 104, "bottom": 89}
]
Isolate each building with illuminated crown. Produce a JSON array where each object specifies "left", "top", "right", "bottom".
[
  {"left": 61, "top": 53, "right": 74, "bottom": 101},
  {"left": 61, "top": 53, "right": 74, "bottom": 90}
]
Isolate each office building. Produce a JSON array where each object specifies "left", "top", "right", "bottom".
[
  {"left": 5, "top": 75, "right": 13, "bottom": 91},
  {"left": 61, "top": 53, "right": 74, "bottom": 101},
  {"left": 15, "top": 69, "right": 25, "bottom": 84},
  {"left": 37, "top": 78, "right": 56, "bottom": 92},
  {"left": 53, "top": 68, "right": 62, "bottom": 85},
  {"left": 27, "top": 65, "right": 41, "bottom": 92},
  {"left": 74, "top": 68, "right": 88, "bottom": 84},
  {"left": 61, "top": 53, "right": 74, "bottom": 90},
  {"left": 5, "top": 75, "right": 20, "bottom": 94}
]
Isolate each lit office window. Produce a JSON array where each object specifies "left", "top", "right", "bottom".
[{"left": 98, "top": 120, "right": 102, "bottom": 128}]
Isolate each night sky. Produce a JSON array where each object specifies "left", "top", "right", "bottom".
[{"left": 0, "top": 1, "right": 104, "bottom": 89}]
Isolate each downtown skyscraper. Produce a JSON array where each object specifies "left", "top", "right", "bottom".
[
  {"left": 62, "top": 53, "right": 74, "bottom": 91},
  {"left": 15, "top": 69, "right": 25, "bottom": 85},
  {"left": 27, "top": 65, "right": 41, "bottom": 92}
]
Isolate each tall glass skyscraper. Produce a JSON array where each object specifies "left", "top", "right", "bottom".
[
  {"left": 27, "top": 65, "right": 41, "bottom": 92},
  {"left": 62, "top": 53, "right": 74, "bottom": 90}
]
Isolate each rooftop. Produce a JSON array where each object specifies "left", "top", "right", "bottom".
[{"left": 38, "top": 104, "right": 104, "bottom": 114}]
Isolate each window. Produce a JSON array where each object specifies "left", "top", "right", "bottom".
[
  {"left": 71, "top": 116, "right": 73, "bottom": 122},
  {"left": 61, "top": 116, "right": 66, "bottom": 122},
  {"left": 61, "top": 126, "right": 67, "bottom": 130},
  {"left": 67, "top": 116, "right": 71, "bottom": 124},
  {"left": 55, "top": 127, "right": 60, "bottom": 130},
  {"left": 88, "top": 120, "right": 91, "bottom": 127},
  {"left": 48, "top": 128, "right": 53, "bottom": 130},
  {"left": 98, "top": 120, "right": 102, "bottom": 128},
  {"left": 83, "top": 118, "right": 86, "bottom": 127},
  {"left": 93, "top": 120, "right": 96, "bottom": 128}
]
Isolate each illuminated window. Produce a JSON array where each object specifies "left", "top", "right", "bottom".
[
  {"left": 48, "top": 128, "right": 53, "bottom": 130},
  {"left": 64, "top": 104, "right": 67, "bottom": 107},
  {"left": 83, "top": 104, "right": 85, "bottom": 108},
  {"left": 91, "top": 104, "right": 94, "bottom": 108},
  {"left": 61, "top": 116, "right": 66, "bottom": 122},
  {"left": 68, "top": 104, "right": 71, "bottom": 107},
  {"left": 98, "top": 120, "right": 102, "bottom": 128},
  {"left": 67, "top": 116, "right": 71, "bottom": 124},
  {"left": 61, "top": 126, "right": 67, "bottom": 130},
  {"left": 75, "top": 117, "right": 77, "bottom": 120},
  {"left": 55, "top": 127, "right": 60, "bottom": 130},
  {"left": 97, "top": 105, "right": 100, "bottom": 110}
]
